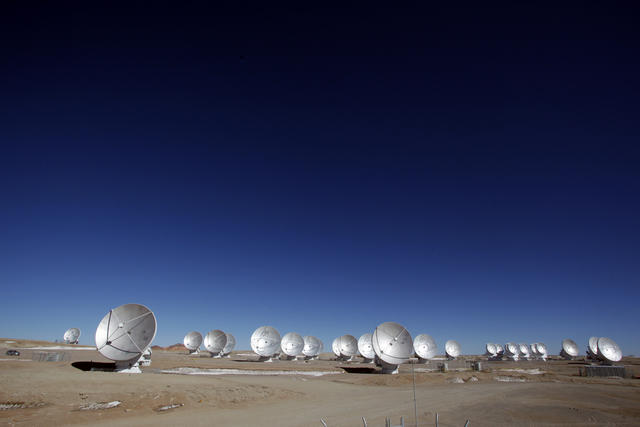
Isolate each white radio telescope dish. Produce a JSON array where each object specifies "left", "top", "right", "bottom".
[
  {"left": 445, "top": 340, "right": 461, "bottom": 359},
  {"left": 95, "top": 303, "right": 157, "bottom": 371},
  {"left": 250, "top": 326, "right": 281, "bottom": 359},
  {"left": 222, "top": 333, "right": 236, "bottom": 357},
  {"left": 519, "top": 343, "right": 531, "bottom": 359},
  {"left": 587, "top": 336, "right": 599, "bottom": 358},
  {"left": 560, "top": 338, "right": 579, "bottom": 359},
  {"left": 332, "top": 338, "right": 341, "bottom": 358},
  {"left": 357, "top": 333, "right": 375, "bottom": 361},
  {"left": 530, "top": 343, "right": 539, "bottom": 356},
  {"left": 204, "top": 330, "right": 227, "bottom": 357},
  {"left": 536, "top": 342, "right": 548, "bottom": 360},
  {"left": 184, "top": 331, "right": 203, "bottom": 353},
  {"left": 64, "top": 328, "right": 81, "bottom": 344},
  {"left": 281, "top": 332, "right": 304, "bottom": 358},
  {"left": 338, "top": 335, "right": 358, "bottom": 359},
  {"left": 372, "top": 322, "right": 413, "bottom": 374},
  {"left": 302, "top": 335, "right": 322, "bottom": 358},
  {"left": 485, "top": 343, "right": 497, "bottom": 357},
  {"left": 597, "top": 337, "right": 622, "bottom": 363},
  {"left": 414, "top": 334, "right": 437, "bottom": 361},
  {"left": 504, "top": 342, "right": 520, "bottom": 360}
]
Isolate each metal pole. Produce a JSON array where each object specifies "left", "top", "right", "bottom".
[
  {"left": 412, "top": 361, "right": 418, "bottom": 426},
  {"left": 362, "top": 416, "right": 368, "bottom": 427},
  {"left": 320, "top": 418, "right": 328, "bottom": 427},
  {"left": 435, "top": 412, "right": 438, "bottom": 427}
]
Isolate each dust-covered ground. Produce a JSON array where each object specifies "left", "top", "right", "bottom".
[{"left": 1, "top": 338, "right": 639, "bottom": 426}]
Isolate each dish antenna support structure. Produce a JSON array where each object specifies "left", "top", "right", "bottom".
[
  {"left": 64, "top": 328, "right": 81, "bottom": 344},
  {"left": 140, "top": 347, "right": 152, "bottom": 366},
  {"left": 372, "top": 322, "right": 413, "bottom": 374},
  {"left": 94, "top": 303, "right": 157, "bottom": 373}
]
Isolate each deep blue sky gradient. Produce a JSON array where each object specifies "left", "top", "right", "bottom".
[{"left": 1, "top": 4, "right": 639, "bottom": 354}]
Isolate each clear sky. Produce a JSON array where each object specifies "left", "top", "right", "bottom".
[{"left": 1, "top": 4, "right": 639, "bottom": 355}]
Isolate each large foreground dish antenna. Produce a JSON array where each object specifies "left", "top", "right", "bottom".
[
  {"left": 338, "top": 335, "right": 358, "bottom": 359},
  {"left": 204, "top": 330, "right": 227, "bottom": 357},
  {"left": 372, "top": 322, "right": 413, "bottom": 374},
  {"left": 597, "top": 337, "right": 622, "bottom": 363},
  {"left": 95, "top": 303, "right": 157, "bottom": 371},
  {"left": 302, "top": 336, "right": 322, "bottom": 358},
  {"left": 64, "top": 328, "right": 81, "bottom": 344},
  {"left": 281, "top": 332, "right": 304, "bottom": 358},
  {"left": 183, "top": 331, "right": 203, "bottom": 353},
  {"left": 560, "top": 338, "right": 579, "bottom": 359},
  {"left": 445, "top": 340, "right": 461, "bottom": 359},
  {"left": 250, "top": 326, "right": 281, "bottom": 360},
  {"left": 222, "top": 333, "right": 236, "bottom": 357},
  {"left": 357, "top": 333, "right": 375, "bottom": 362},
  {"left": 414, "top": 334, "right": 437, "bottom": 361}
]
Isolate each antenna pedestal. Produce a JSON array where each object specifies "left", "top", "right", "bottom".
[
  {"left": 114, "top": 358, "right": 143, "bottom": 373},
  {"left": 378, "top": 360, "right": 399, "bottom": 374}
]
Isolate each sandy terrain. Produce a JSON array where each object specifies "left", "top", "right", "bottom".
[{"left": 1, "top": 338, "right": 639, "bottom": 426}]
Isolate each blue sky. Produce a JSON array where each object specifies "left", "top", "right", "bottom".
[{"left": 1, "top": 4, "right": 639, "bottom": 355}]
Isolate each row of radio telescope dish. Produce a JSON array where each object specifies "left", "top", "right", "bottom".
[
  {"left": 557, "top": 337, "right": 621, "bottom": 364},
  {"left": 183, "top": 331, "right": 236, "bottom": 357},
  {"left": 90, "top": 304, "right": 623, "bottom": 374},
  {"left": 249, "top": 326, "right": 324, "bottom": 361},
  {"left": 330, "top": 323, "right": 462, "bottom": 374},
  {"left": 485, "top": 337, "right": 623, "bottom": 364},
  {"left": 485, "top": 342, "right": 549, "bottom": 361}
]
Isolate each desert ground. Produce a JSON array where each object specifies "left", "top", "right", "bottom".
[{"left": 1, "top": 338, "right": 639, "bottom": 426}]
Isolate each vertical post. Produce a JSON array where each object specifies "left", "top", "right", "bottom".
[
  {"left": 435, "top": 412, "right": 438, "bottom": 427},
  {"left": 412, "top": 361, "right": 418, "bottom": 426}
]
